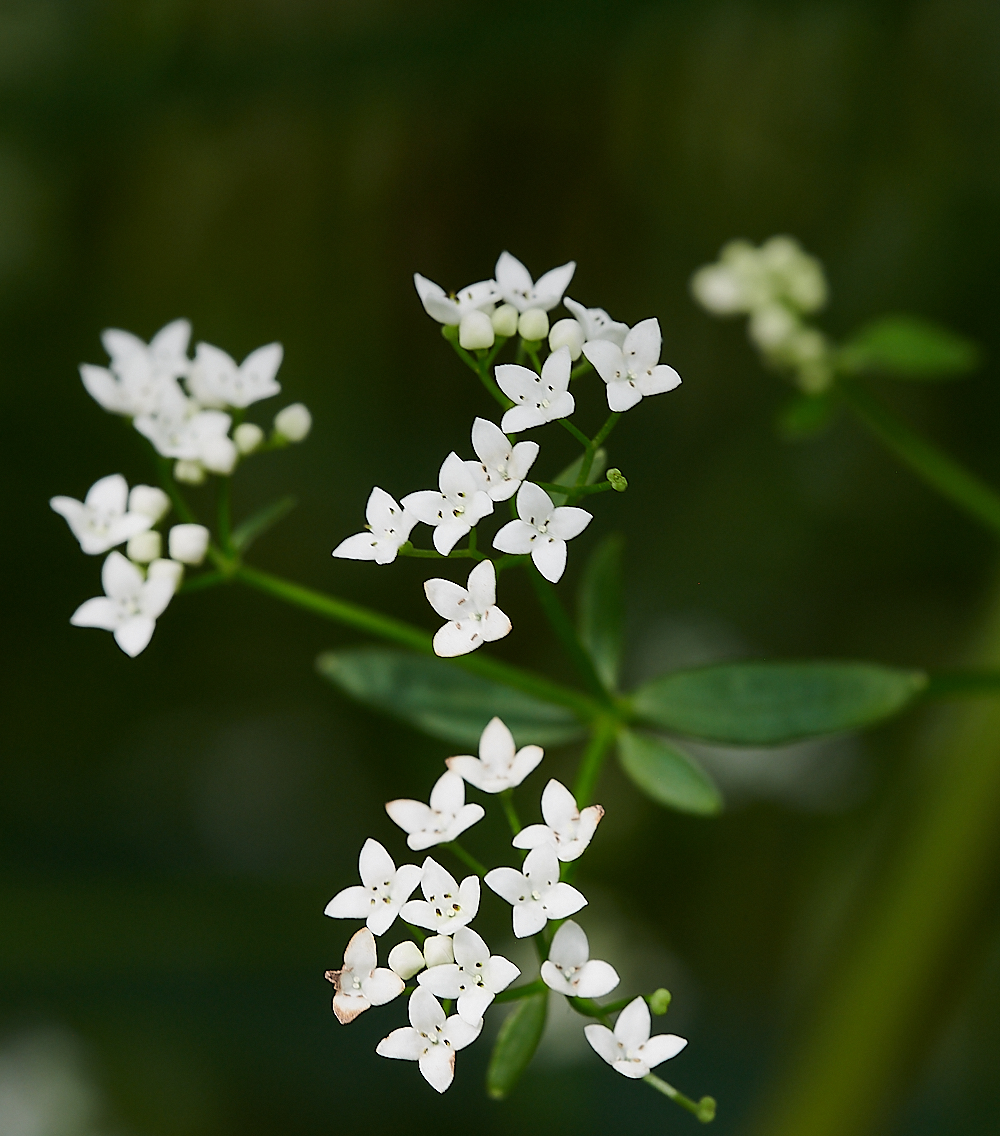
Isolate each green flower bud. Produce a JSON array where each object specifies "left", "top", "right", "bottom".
[
  {"left": 607, "top": 468, "right": 628, "bottom": 492},
  {"left": 647, "top": 987, "right": 671, "bottom": 1015}
]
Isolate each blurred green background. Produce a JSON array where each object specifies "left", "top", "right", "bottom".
[{"left": 3, "top": 0, "right": 1000, "bottom": 1133}]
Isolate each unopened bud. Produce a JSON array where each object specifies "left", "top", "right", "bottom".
[
  {"left": 606, "top": 468, "right": 628, "bottom": 492},
  {"left": 126, "top": 530, "right": 162, "bottom": 564},
  {"left": 696, "top": 1097, "right": 717, "bottom": 1124},
  {"left": 491, "top": 303, "right": 519, "bottom": 337},
  {"left": 200, "top": 436, "right": 238, "bottom": 475},
  {"left": 518, "top": 308, "right": 549, "bottom": 341},
  {"left": 234, "top": 422, "right": 264, "bottom": 454},
  {"left": 128, "top": 484, "right": 171, "bottom": 523},
  {"left": 422, "top": 935, "right": 455, "bottom": 968},
  {"left": 441, "top": 323, "right": 460, "bottom": 342},
  {"left": 549, "top": 318, "right": 585, "bottom": 361},
  {"left": 147, "top": 557, "right": 184, "bottom": 590},
  {"left": 458, "top": 310, "right": 495, "bottom": 350},
  {"left": 168, "top": 523, "right": 210, "bottom": 566},
  {"left": 174, "top": 459, "right": 206, "bottom": 485},
  {"left": 387, "top": 941, "right": 425, "bottom": 980},
  {"left": 274, "top": 402, "right": 312, "bottom": 442},
  {"left": 648, "top": 987, "right": 671, "bottom": 1015}
]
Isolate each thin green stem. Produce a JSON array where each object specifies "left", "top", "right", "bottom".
[
  {"left": 446, "top": 335, "right": 480, "bottom": 376},
  {"left": 644, "top": 1074, "right": 717, "bottom": 1123},
  {"left": 570, "top": 360, "right": 593, "bottom": 381},
  {"left": 536, "top": 481, "right": 613, "bottom": 498},
  {"left": 153, "top": 455, "right": 197, "bottom": 524},
  {"left": 568, "top": 413, "right": 621, "bottom": 504},
  {"left": 397, "top": 543, "right": 486, "bottom": 560},
  {"left": 573, "top": 716, "right": 618, "bottom": 804},
  {"left": 178, "top": 571, "right": 227, "bottom": 595},
  {"left": 500, "top": 789, "right": 521, "bottom": 836},
  {"left": 444, "top": 841, "right": 485, "bottom": 877},
  {"left": 526, "top": 565, "right": 611, "bottom": 702},
  {"left": 559, "top": 419, "right": 592, "bottom": 448},
  {"left": 402, "top": 922, "right": 426, "bottom": 946},
  {"left": 493, "top": 978, "right": 547, "bottom": 1004},
  {"left": 217, "top": 476, "right": 233, "bottom": 555}
]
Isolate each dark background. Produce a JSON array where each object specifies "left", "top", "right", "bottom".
[{"left": 2, "top": 1, "right": 999, "bottom": 1133}]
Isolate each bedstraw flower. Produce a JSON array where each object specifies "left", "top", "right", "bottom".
[
  {"left": 512, "top": 778, "right": 604, "bottom": 862},
  {"left": 70, "top": 550, "right": 175, "bottom": 657},
  {"left": 582, "top": 318, "right": 682, "bottom": 413},
  {"left": 385, "top": 770, "right": 484, "bottom": 851},
  {"left": 333, "top": 487, "right": 417, "bottom": 565},
  {"left": 446, "top": 716, "right": 543, "bottom": 793},
  {"left": 188, "top": 342, "right": 283, "bottom": 409},
  {"left": 495, "top": 346, "right": 574, "bottom": 434},
  {"left": 400, "top": 858, "right": 481, "bottom": 935},
  {"left": 492, "top": 481, "right": 591, "bottom": 583},
  {"left": 417, "top": 925, "right": 520, "bottom": 1026},
  {"left": 376, "top": 987, "right": 481, "bottom": 1094},
  {"left": 494, "top": 251, "right": 575, "bottom": 314},
  {"left": 324, "top": 928, "right": 404, "bottom": 1024},
  {"left": 424, "top": 560, "right": 511, "bottom": 658},
  {"left": 402, "top": 452, "right": 493, "bottom": 556},
  {"left": 50, "top": 474, "right": 153, "bottom": 555},
  {"left": 541, "top": 920, "right": 619, "bottom": 998},
  {"left": 470, "top": 418, "right": 539, "bottom": 502},
  {"left": 484, "top": 844, "right": 587, "bottom": 938},
  {"left": 324, "top": 838, "right": 423, "bottom": 936},
  {"left": 563, "top": 297, "right": 629, "bottom": 348},
  {"left": 584, "top": 996, "right": 687, "bottom": 1078}
]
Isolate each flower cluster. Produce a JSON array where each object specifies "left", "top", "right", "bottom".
[
  {"left": 334, "top": 251, "right": 682, "bottom": 656},
  {"left": 323, "top": 717, "right": 687, "bottom": 1094},
  {"left": 690, "top": 236, "right": 833, "bottom": 393}
]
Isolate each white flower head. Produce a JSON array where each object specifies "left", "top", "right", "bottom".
[
  {"left": 563, "top": 297, "right": 629, "bottom": 348},
  {"left": 484, "top": 844, "right": 587, "bottom": 938},
  {"left": 541, "top": 921, "right": 619, "bottom": 998},
  {"left": 470, "top": 418, "right": 538, "bottom": 502},
  {"left": 50, "top": 474, "right": 152, "bottom": 555},
  {"left": 513, "top": 778, "right": 604, "bottom": 862},
  {"left": 584, "top": 996, "right": 686, "bottom": 1078},
  {"left": 324, "top": 927, "right": 404, "bottom": 1024},
  {"left": 333, "top": 487, "right": 417, "bottom": 565},
  {"left": 446, "top": 716, "right": 543, "bottom": 794},
  {"left": 324, "top": 838, "right": 423, "bottom": 936},
  {"left": 690, "top": 236, "right": 827, "bottom": 317},
  {"left": 413, "top": 273, "right": 499, "bottom": 326},
  {"left": 494, "top": 252, "right": 575, "bottom": 314},
  {"left": 80, "top": 319, "right": 191, "bottom": 418},
  {"left": 418, "top": 925, "right": 520, "bottom": 1026},
  {"left": 402, "top": 452, "right": 494, "bottom": 556},
  {"left": 401, "top": 857, "right": 481, "bottom": 935},
  {"left": 385, "top": 770, "right": 485, "bottom": 851},
  {"left": 583, "top": 318, "right": 682, "bottom": 413},
  {"left": 424, "top": 559, "right": 511, "bottom": 658},
  {"left": 187, "top": 341, "right": 283, "bottom": 409},
  {"left": 70, "top": 550, "right": 175, "bottom": 657},
  {"left": 492, "top": 482, "right": 591, "bottom": 584},
  {"left": 495, "top": 346, "right": 575, "bottom": 434},
  {"left": 376, "top": 986, "right": 481, "bottom": 1094},
  {"left": 133, "top": 385, "right": 237, "bottom": 473}
]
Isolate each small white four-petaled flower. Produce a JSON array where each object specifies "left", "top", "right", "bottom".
[
  {"left": 495, "top": 346, "right": 575, "bottom": 434},
  {"left": 187, "top": 341, "right": 283, "bottom": 409},
  {"left": 324, "top": 927, "right": 404, "bottom": 1024},
  {"left": 513, "top": 778, "right": 604, "bottom": 862},
  {"left": 413, "top": 273, "right": 498, "bottom": 325},
  {"left": 332, "top": 487, "right": 417, "bottom": 565},
  {"left": 376, "top": 986, "right": 481, "bottom": 1093},
  {"left": 70, "top": 550, "right": 176, "bottom": 657},
  {"left": 50, "top": 474, "right": 153, "bottom": 555},
  {"left": 541, "top": 920, "right": 619, "bottom": 998},
  {"left": 446, "top": 716, "right": 543, "bottom": 794},
  {"left": 418, "top": 925, "right": 520, "bottom": 1026},
  {"left": 424, "top": 559, "right": 511, "bottom": 658},
  {"left": 401, "top": 858, "right": 481, "bottom": 935},
  {"left": 385, "top": 770, "right": 484, "bottom": 850},
  {"left": 583, "top": 317, "right": 682, "bottom": 413},
  {"left": 494, "top": 252, "right": 575, "bottom": 314},
  {"left": 402, "top": 452, "right": 493, "bottom": 555},
  {"left": 563, "top": 297, "right": 630, "bottom": 348},
  {"left": 584, "top": 996, "right": 687, "bottom": 1078},
  {"left": 323, "top": 838, "right": 423, "bottom": 936},
  {"left": 471, "top": 418, "right": 538, "bottom": 502},
  {"left": 80, "top": 319, "right": 191, "bottom": 418},
  {"left": 484, "top": 844, "right": 587, "bottom": 938},
  {"left": 493, "top": 481, "right": 591, "bottom": 583}
]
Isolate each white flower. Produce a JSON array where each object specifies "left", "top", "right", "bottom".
[
  {"left": 134, "top": 386, "right": 237, "bottom": 473},
  {"left": 470, "top": 418, "right": 538, "bottom": 502},
  {"left": 582, "top": 318, "right": 682, "bottom": 413},
  {"left": 690, "top": 237, "right": 827, "bottom": 316},
  {"left": 187, "top": 342, "right": 282, "bottom": 409},
  {"left": 273, "top": 402, "right": 312, "bottom": 442},
  {"left": 423, "top": 559, "right": 511, "bottom": 658},
  {"left": 376, "top": 986, "right": 481, "bottom": 1094},
  {"left": 324, "top": 838, "right": 423, "bottom": 936},
  {"left": 70, "top": 550, "right": 175, "bottom": 657},
  {"left": 495, "top": 346, "right": 574, "bottom": 434},
  {"left": 418, "top": 925, "right": 520, "bottom": 1026},
  {"left": 50, "top": 474, "right": 153, "bottom": 555},
  {"left": 168, "top": 523, "right": 210, "bottom": 566},
  {"left": 126, "top": 530, "right": 161, "bottom": 564},
  {"left": 492, "top": 482, "right": 591, "bottom": 583},
  {"left": 584, "top": 996, "right": 686, "bottom": 1078},
  {"left": 541, "top": 921, "right": 619, "bottom": 998},
  {"left": 563, "top": 297, "right": 629, "bottom": 348},
  {"left": 324, "top": 927, "right": 404, "bottom": 1024},
  {"left": 128, "top": 485, "right": 171, "bottom": 524},
  {"left": 494, "top": 251, "right": 575, "bottom": 314},
  {"left": 484, "top": 844, "right": 586, "bottom": 938},
  {"left": 80, "top": 319, "right": 191, "bottom": 417},
  {"left": 234, "top": 422, "right": 264, "bottom": 454},
  {"left": 402, "top": 453, "right": 493, "bottom": 556},
  {"left": 400, "top": 858, "right": 481, "bottom": 935},
  {"left": 385, "top": 770, "right": 485, "bottom": 851},
  {"left": 413, "top": 273, "right": 499, "bottom": 325},
  {"left": 446, "top": 716, "right": 543, "bottom": 794},
  {"left": 173, "top": 460, "right": 206, "bottom": 485},
  {"left": 333, "top": 487, "right": 417, "bottom": 565},
  {"left": 513, "top": 778, "right": 604, "bottom": 862}
]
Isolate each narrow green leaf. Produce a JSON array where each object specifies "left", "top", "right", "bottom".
[
  {"left": 577, "top": 534, "right": 624, "bottom": 690},
  {"left": 840, "top": 315, "right": 980, "bottom": 380},
  {"left": 630, "top": 661, "right": 926, "bottom": 745},
  {"left": 777, "top": 390, "right": 839, "bottom": 441},
  {"left": 231, "top": 496, "right": 297, "bottom": 552},
  {"left": 550, "top": 448, "right": 608, "bottom": 506},
  {"left": 486, "top": 992, "right": 548, "bottom": 1100},
  {"left": 618, "top": 729, "right": 722, "bottom": 816},
  {"left": 316, "top": 648, "right": 585, "bottom": 747}
]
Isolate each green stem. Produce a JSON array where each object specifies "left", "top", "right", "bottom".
[
  {"left": 838, "top": 379, "right": 1000, "bottom": 536},
  {"left": 559, "top": 419, "right": 593, "bottom": 448},
  {"left": 570, "top": 360, "right": 593, "bottom": 381},
  {"left": 923, "top": 668, "right": 1000, "bottom": 698},
  {"left": 573, "top": 716, "right": 618, "bottom": 804},
  {"left": 444, "top": 841, "right": 485, "bottom": 877},
  {"left": 526, "top": 565, "right": 611, "bottom": 702},
  {"left": 500, "top": 789, "right": 521, "bottom": 836},
  {"left": 493, "top": 978, "right": 547, "bottom": 1004},
  {"left": 536, "top": 481, "right": 612, "bottom": 498},
  {"left": 153, "top": 455, "right": 197, "bottom": 524},
  {"left": 644, "top": 1075, "right": 717, "bottom": 1123},
  {"left": 178, "top": 571, "right": 227, "bottom": 594},
  {"left": 217, "top": 476, "right": 233, "bottom": 555}
]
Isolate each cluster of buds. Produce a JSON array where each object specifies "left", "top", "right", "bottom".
[{"left": 690, "top": 236, "right": 833, "bottom": 393}]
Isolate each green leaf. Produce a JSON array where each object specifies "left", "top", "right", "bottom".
[
  {"left": 486, "top": 992, "right": 548, "bottom": 1100},
  {"left": 577, "top": 534, "right": 624, "bottom": 689},
  {"left": 316, "top": 648, "right": 585, "bottom": 747},
  {"left": 777, "top": 390, "right": 839, "bottom": 441},
  {"left": 630, "top": 661, "right": 927, "bottom": 745},
  {"left": 617, "top": 729, "right": 722, "bottom": 816},
  {"left": 550, "top": 447, "right": 608, "bottom": 506},
  {"left": 840, "top": 315, "right": 980, "bottom": 380},
  {"left": 231, "top": 496, "right": 297, "bottom": 552}
]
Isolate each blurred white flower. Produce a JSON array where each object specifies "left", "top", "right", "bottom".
[
  {"left": 470, "top": 417, "right": 538, "bottom": 502},
  {"left": 563, "top": 297, "right": 629, "bottom": 348},
  {"left": 234, "top": 422, "right": 265, "bottom": 454},
  {"left": 70, "top": 551, "right": 175, "bottom": 657},
  {"left": 134, "top": 385, "right": 236, "bottom": 473},
  {"left": 126, "top": 530, "right": 161, "bottom": 564},
  {"left": 423, "top": 559, "right": 511, "bottom": 657},
  {"left": 50, "top": 474, "right": 152, "bottom": 555},
  {"left": 333, "top": 487, "right": 417, "bottom": 565},
  {"left": 584, "top": 996, "right": 686, "bottom": 1078},
  {"left": 400, "top": 857, "right": 481, "bottom": 935},
  {"left": 127, "top": 484, "right": 171, "bottom": 524},
  {"left": 188, "top": 342, "right": 282, "bottom": 409},
  {"left": 147, "top": 558, "right": 184, "bottom": 590},
  {"left": 325, "top": 927, "right": 404, "bottom": 1024},
  {"left": 324, "top": 837, "right": 423, "bottom": 936},
  {"left": 541, "top": 920, "right": 619, "bottom": 998},
  {"left": 376, "top": 987, "right": 481, "bottom": 1094},
  {"left": 513, "top": 778, "right": 604, "bottom": 862},
  {"left": 583, "top": 318, "right": 682, "bottom": 413},
  {"left": 492, "top": 481, "right": 591, "bottom": 583},
  {"left": 273, "top": 403, "right": 312, "bottom": 442},
  {"left": 167, "top": 523, "right": 210, "bottom": 566},
  {"left": 494, "top": 251, "right": 575, "bottom": 313},
  {"left": 418, "top": 925, "right": 520, "bottom": 1026},
  {"left": 386, "top": 770, "right": 484, "bottom": 851},
  {"left": 402, "top": 453, "right": 493, "bottom": 556},
  {"left": 496, "top": 345, "right": 575, "bottom": 433},
  {"left": 690, "top": 236, "right": 827, "bottom": 316},
  {"left": 485, "top": 844, "right": 587, "bottom": 938},
  {"left": 446, "top": 716, "right": 543, "bottom": 793},
  {"left": 79, "top": 319, "right": 191, "bottom": 418}
]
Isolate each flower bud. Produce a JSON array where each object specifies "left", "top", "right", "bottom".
[
  {"left": 200, "top": 436, "right": 238, "bottom": 476},
  {"left": 491, "top": 303, "right": 519, "bottom": 337},
  {"left": 147, "top": 557, "right": 184, "bottom": 590},
  {"left": 422, "top": 935, "right": 455, "bottom": 968},
  {"left": 648, "top": 987, "right": 672, "bottom": 1015},
  {"left": 174, "top": 460, "right": 206, "bottom": 485},
  {"left": 234, "top": 422, "right": 264, "bottom": 454},
  {"left": 517, "top": 308, "right": 549, "bottom": 341},
  {"left": 459, "top": 310, "right": 495, "bottom": 350},
  {"left": 548, "top": 318, "right": 585, "bottom": 361},
  {"left": 126, "top": 530, "right": 162, "bottom": 564},
  {"left": 387, "top": 940, "right": 425, "bottom": 980},
  {"left": 606, "top": 468, "right": 628, "bottom": 492},
  {"left": 128, "top": 484, "right": 171, "bottom": 524},
  {"left": 696, "top": 1098, "right": 717, "bottom": 1123},
  {"left": 274, "top": 403, "right": 312, "bottom": 442},
  {"left": 168, "top": 523, "right": 210, "bottom": 566}
]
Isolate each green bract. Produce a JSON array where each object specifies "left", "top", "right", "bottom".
[{"left": 486, "top": 991, "right": 548, "bottom": 1100}]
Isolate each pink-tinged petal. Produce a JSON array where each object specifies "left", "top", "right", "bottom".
[
  {"left": 541, "top": 779, "right": 580, "bottom": 830},
  {"left": 376, "top": 1025, "right": 423, "bottom": 1061},
  {"left": 479, "top": 717, "right": 515, "bottom": 770},
  {"left": 102, "top": 550, "right": 143, "bottom": 600},
  {"left": 433, "top": 620, "right": 480, "bottom": 658},
  {"left": 429, "top": 770, "right": 465, "bottom": 814},
  {"left": 623, "top": 317, "right": 662, "bottom": 373},
  {"left": 484, "top": 867, "right": 526, "bottom": 905},
  {"left": 516, "top": 480, "right": 554, "bottom": 526},
  {"left": 574, "top": 960, "right": 620, "bottom": 999},
  {"left": 418, "top": 1045, "right": 456, "bottom": 1093},
  {"left": 447, "top": 803, "right": 485, "bottom": 840},
  {"left": 423, "top": 577, "right": 470, "bottom": 621},
  {"left": 385, "top": 798, "right": 434, "bottom": 835},
  {"left": 140, "top": 579, "right": 175, "bottom": 620},
  {"left": 548, "top": 921, "right": 590, "bottom": 970},
  {"left": 492, "top": 519, "right": 536, "bottom": 555},
  {"left": 418, "top": 963, "right": 463, "bottom": 999},
  {"left": 546, "top": 506, "right": 592, "bottom": 541},
  {"left": 512, "top": 903, "right": 547, "bottom": 939},
  {"left": 606, "top": 380, "right": 644, "bottom": 413},
  {"left": 466, "top": 559, "right": 497, "bottom": 610},
  {"left": 444, "top": 756, "right": 489, "bottom": 790},
  {"left": 479, "top": 606, "right": 512, "bottom": 643},
  {"left": 574, "top": 805, "right": 605, "bottom": 849},
  {"left": 582, "top": 339, "right": 624, "bottom": 384},
  {"left": 456, "top": 987, "right": 493, "bottom": 1024},
  {"left": 332, "top": 532, "right": 380, "bottom": 561},
  {"left": 531, "top": 538, "right": 567, "bottom": 583},
  {"left": 85, "top": 473, "right": 129, "bottom": 514},
  {"left": 484, "top": 955, "right": 520, "bottom": 992},
  {"left": 500, "top": 404, "right": 547, "bottom": 433},
  {"left": 508, "top": 745, "right": 544, "bottom": 787},
  {"left": 332, "top": 990, "right": 370, "bottom": 1024},
  {"left": 511, "top": 823, "right": 555, "bottom": 851},
  {"left": 70, "top": 597, "right": 120, "bottom": 631},
  {"left": 324, "top": 885, "right": 371, "bottom": 920},
  {"left": 343, "top": 927, "right": 378, "bottom": 974},
  {"left": 540, "top": 961, "right": 572, "bottom": 994},
  {"left": 614, "top": 997, "right": 651, "bottom": 1049},
  {"left": 639, "top": 1034, "right": 688, "bottom": 1069},
  {"left": 533, "top": 262, "right": 576, "bottom": 310},
  {"left": 408, "top": 986, "right": 446, "bottom": 1033},
  {"left": 432, "top": 519, "right": 470, "bottom": 556},
  {"left": 451, "top": 926, "right": 488, "bottom": 969},
  {"left": 358, "top": 838, "right": 395, "bottom": 887},
  {"left": 471, "top": 418, "right": 509, "bottom": 467},
  {"left": 638, "top": 363, "right": 682, "bottom": 398},
  {"left": 544, "top": 883, "right": 587, "bottom": 920},
  {"left": 114, "top": 616, "right": 156, "bottom": 657},
  {"left": 362, "top": 967, "right": 405, "bottom": 1006},
  {"left": 401, "top": 489, "right": 447, "bottom": 526},
  {"left": 584, "top": 1023, "right": 621, "bottom": 1066}
]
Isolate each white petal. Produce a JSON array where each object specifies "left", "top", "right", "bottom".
[
  {"left": 456, "top": 875, "right": 481, "bottom": 922},
  {"left": 584, "top": 1023, "right": 622, "bottom": 1067},
  {"left": 548, "top": 920, "right": 590, "bottom": 970},
  {"left": 484, "top": 866, "right": 526, "bottom": 906},
  {"left": 418, "top": 1045, "right": 456, "bottom": 1093},
  {"left": 511, "top": 823, "right": 555, "bottom": 851},
  {"left": 606, "top": 380, "right": 644, "bottom": 413},
  {"left": 399, "top": 899, "right": 437, "bottom": 928},
  {"left": 418, "top": 963, "right": 463, "bottom": 999},
  {"left": 638, "top": 364, "right": 682, "bottom": 397},
  {"left": 385, "top": 798, "right": 434, "bottom": 835},
  {"left": 545, "top": 389, "right": 576, "bottom": 421},
  {"left": 495, "top": 251, "right": 535, "bottom": 310},
  {"left": 540, "top": 779, "right": 579, "bottom": 830},
  {"left": 492, "top": 519, "right": 536, "bottom": 555},
  {"left": 531, "top": 538, "right": 567, "bottom": 583},
  {"left": 540, "top": 345, "right": 572, "bottom": 391},
  {"left": 401, "top": 489, "right": 448, "bottom": 527},
  {"left": 444, "top": 756, "right": 490, "bottom": 791},
  {"left": 332, "top": 532, "right": 380, "bottom": 561},
  {"left": 365, "top": 486, "right": 407, "bottom": 531},
  {"left": 343, "top": 927, "right": 378, "bottom": 974},
  {"left": 80, "top": 364, "right": 128, "bottom": 413},
  {"left": 507, "top": 440, "right": 539, "bottom": 482},
  {"left": 332, "top": 989, "right": 370, "bottom": 1024},
  {"left": 581, "top": 339, "right": 624, "bottom": 384},
  {"left": 432, "top": 518, "right": 470, "bottom": 556},
  {"left": 614, "top": 997, "right": 651, "bottom": 1049},
  {"left": 479, "top": 605, "right": 512, "bottom": 643},
  {"left": 471, "top": 417, "right": 509, "bottom": 467},
  {"left": 532, "top": 262, "right": 576, "bottom": 310},
  {"left": 478, "top": 716, "right": 515, "bottom": 771},
  {"left": 543, "top": 882, "right": 587, "bottom": 920},
  {"left": 408, "top": 985, "right": 446, "bottom": 1033},
  {"left": 451, "top": 926, "right": 488, "bottom": 969},
  {"left": 574, "top": 960, "right": 620, "bottom": 999},
  {"left": 420, "top": 857, "right": 460, "bottom": 900},
  {"left": 114, "top": 616, "right": 156, "bottom": 657},
  {"left": 456, "top": 987, "right": 493, "bottom": 1025},
  {"left": 445, "top": 803, "right": 485, "bottom": 841},
  {"left": 423, "top": 578, "right": 471, "bottom": 621},
  {"left": 623, "top": 317, "right": 662, "bottom": 372},
  {"left": 377, "top": 1025, "right": 423, "bottom": 1061},
  {"left": 540, "top": 960, "right": 573, "bottom": 995},
  {"left": 613, "top": 1056, "right": 650, "bottom": 1079},
  {"left": 432, "top": 620, "right": 482, "bottom": 658},
  {"left": 102, "top": 550, "right": 143, "bottom": 600},
  {"left": 139, "top": 578, "right": 175, "bottom": 620},
  {"left": 358, "top": 838, "right": 396, "bottom": 888},
  {"left": 512, "top": 902, "right": 547, "bottom": 938},
  {"left": 507, "top": 745, "right": 544, "bottom": 787},
  {"left": 515, "top": 480, "right": 554, "bottom": 527},
  {"left": 414, "top": 273, "right": 459, "bottom": 324},
  {"left": 639, "top": 1034, "right": 687, "bottom": 1069},
  {"left": 444, "top": 1011, "right": 482, "bottom": 1051},
  {"left": 465, "top": 559, "right": 497, "bottom": 610},
  {"left": 323, "top": 884, "right": 371, "bottom": 920},
  {"left": 484, "top": 955, "right": 520, "bottom": 994},
  {"left": 70, "top": 597, "right": 121, "bottom": 631},
  {"left": 391, "top": 863, "right": 424, "bottom": 902},
  {"left": 546, "top": 506, "right": 592, "bottom": 541},
  {"left": 362, "top": 968, "right": 405, "bottom": 1006},
  {"left": 500, "top": 405, "right": 546, "bottom": 433},
  {"left": 85, "top": 473, "right": 129, "bottom": 514}
]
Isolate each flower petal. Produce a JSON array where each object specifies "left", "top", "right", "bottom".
[
  {"left": 638, "top": 363, "right": 682, "bottom": 398},
  {"left": 385, "top": 798, "right": 434, "bottom": 835},
  {"left": 324, "top": 885, "right": 371, "bottom": 920},
  {"left": 500, "top": 405, "right": 546, "bottom": 433},
  {"left": 606, "top": 380, "right": 644, "bottom": 413},
  {"left": 447, "top": 803, "right": 485, "bottom": 841},
  {"left": 548, "top": 920, "right": 590, "bottom": 970},
  {"left": 418, "top": 1045, "right": 456, "bottom": 1093},
  {"left": 332, "top": 532, "right": 380, "bottom": 561},
  {"left": 623, "top": 317, "right": 662, "bottom": 373},
  {"left": 423, "top": 577, "right": 470, "bottom": 621},
  {"left": 70, "top": 597, "right": 121, "bottom": 631},
  {"left": 102, "top": 550, "right": 143, "bottom": 600},
  {"left": 418, "top": 963, "right": 463, "bottom": 999},
  {"left": 466, "top": 559, "right": 497, "bottom": 610},
  {"left": 614, "top": 997, "right": 651, "bottom": 1049},
  {"left": 376, "top": 1024, "right": 424, "bottom": 1061},
  {"left": 85, "top": 473, "right": 129, "bottom": 514},
  {"left": 532, "top": 262, "right": 576, "bottom": 310},
  {"left": 574, "top": 959, "right": 620, "bottom": 999},
  {"left": 358, "top": 838, "right": 396, "bottom": 887},
  {"left": 362, "top": 967, "right": 405, "bottom": 1006},
  {"left": 546, "top": 506, "right": 592, "bottom": 541},
  {"left": 540, "top": 960, "right": 572, "bottom": 995},
  {"left": 484, "top": 866, "right": 526, "bottom": 906},
  {"left": 479, "top": 717, "right": 515, "bottom": 771},
  {"left": 639, "top": 1033, "right": 688, "bottom": 1069},
  {"left": 479, "top": 606, "right": 512, "bottom": 643},
  {"left": 531, "top": 537, "right": 567, "bottom": 583},
  {"left": 544, "top": 882, "right": 587, "bottom": 921},
  {"left": 451, "top": 926, "right": 488, "bottom": 969},
  {"left": 484, "top": 955, "right": 520, "bottom": 993},
  {"left": 471, "top": 417, "right": 510, "bottom": 467},
  {"left": 332, "top": 990, "right": 370, "bottom": 1024},
  {"left": 584, "top": 1023, "right": 621, "bottom": 1066},
  {"left": 510, "top": 823, "right": 555, "bottom": 851},
  {"left": 432, "top": 620, "right": 482, "bottom": 658},
  {"left": 540, "top": 779, "right": 579, "bottom": 830},
  {"left": 456, "top": 987, "right": 493, "bottom": 1025},
  {"left": 114, "top": 616, "right": 156, "bottom": 657},
  {"left": 492, "top": 519, "right": 536, "bottom": 555},
  {"left": 408, "top": 985, "right": 446, "bottom": 1033},
  {"left": 512, "top": 903, "right": 547, "bottom": 939},
  {"left": 343, "top": 927, "right": 378, "bottom": 974},
  {"left": 508, "top": 745, "right": 544, "bottom": 787},
  {"left": 581, "top": 339, "right": 624, "bottom": 384}
]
